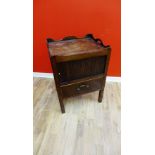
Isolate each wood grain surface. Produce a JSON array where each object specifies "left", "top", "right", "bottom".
[
  {"left": 48, "top": 38, "right": 103, "bottom": 56},
  {"left": 33, "top": 77, "right": 121, "bottom": 155}
]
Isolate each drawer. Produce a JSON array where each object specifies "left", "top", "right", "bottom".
[{"left": 61, "top": 78, "right": 104, "bottom": 97}]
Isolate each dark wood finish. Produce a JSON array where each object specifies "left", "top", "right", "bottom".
[
  {"left": 60, "top": 74, "right": 105, "bottom": 86},
  {"left": 50, "top": 57, "right": 65, "bottom": 113},
  {"left": 61, "top": 78, "right": 104, "bottom": 97},
  {"left": 47, "top": 34, "right": 111, "bottom": 113},
  {"left": 57, "top": 56, "right": 107, "bottom": 83},
  {"left": 98, "top": 77, "right": 106, "bottom": 102},
  {"left": 98, "top": 90, "right": 104, "bottom": 102},
  {"left": 62, "top": 36, "right": 78, "bottom": 40}
]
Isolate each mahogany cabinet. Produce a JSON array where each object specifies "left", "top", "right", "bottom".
[{"left": 47, "top": 34, "right": 111, "bottom": 113}]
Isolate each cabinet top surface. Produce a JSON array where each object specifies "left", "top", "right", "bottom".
[{"left": 48, "top": 38, "right": 104, "bottom": 57}]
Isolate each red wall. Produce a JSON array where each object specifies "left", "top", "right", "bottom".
[{"left": 33, "top": 0, "right": 121, "bottom": 76}]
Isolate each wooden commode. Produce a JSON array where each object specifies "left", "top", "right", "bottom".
[{"left": 47, "top": 34, "right": 111, "bottom": 113}]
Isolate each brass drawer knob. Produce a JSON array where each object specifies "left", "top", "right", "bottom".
[
  {"left": 77, "top": 84, "right": 90, "bottom": 91},
  {"left": 77, "top": 88, "right": 80, "bottom": 91}
]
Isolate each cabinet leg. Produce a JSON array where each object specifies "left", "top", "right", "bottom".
[
  {"left": 57, "top": 94, "right": 65, "bottom": 113},
  {"left": 98, "top": 89, "right": 104, "bottom": 103}
]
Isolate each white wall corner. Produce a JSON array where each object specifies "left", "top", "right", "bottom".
[
  {"left": 106, "top": 76, "right": 121, "bottom": 83},
  {"left": 33, "top": 72, "right": 53, "bottom": 78}
]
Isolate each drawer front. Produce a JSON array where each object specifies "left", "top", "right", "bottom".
[{"left": 61, "top": 78, "right": 104, "bottom": 97}]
